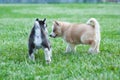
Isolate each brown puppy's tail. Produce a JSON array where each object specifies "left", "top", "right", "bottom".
[
  {"left": 86, "top": 18, "right": 101, "bottom": 52},
  {"left": 86, "top": 18, "right": 100, "bottom": 41}
]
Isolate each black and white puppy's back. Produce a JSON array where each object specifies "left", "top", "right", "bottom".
[{"left": 28, "top": 18, "right": 52, "bottom": 64}]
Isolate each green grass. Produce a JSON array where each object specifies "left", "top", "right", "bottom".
[{"left": 0, "top": 3, "right": 120, "bottom": 80}]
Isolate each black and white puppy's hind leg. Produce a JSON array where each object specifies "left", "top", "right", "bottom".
[
  {"left": 42, "top": 40, "right": 52, "bottom": 64},
  {"left": 44, "top": 47, "right": 52, "bottom": 64},
  {"left": 29, "top": 43, "right": 36, "bottom": 61},
  {"left": 28, "top": 41, "right": 36, "bottom": 61}
]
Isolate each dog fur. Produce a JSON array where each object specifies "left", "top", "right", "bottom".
[
  {"left": 50, "top": 18, "right": 100, "bottom": 53},
  {"left": 28, "top": 18, "right": 52, "bottom": 64}
]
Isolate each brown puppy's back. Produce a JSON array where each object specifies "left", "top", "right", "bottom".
[{"left": 64, "top": 23, "right": 95, "bottom": 44}]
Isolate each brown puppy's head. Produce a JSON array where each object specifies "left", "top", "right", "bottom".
[{"left": 49, "top": 21, "right": 62, "bottom": 38}]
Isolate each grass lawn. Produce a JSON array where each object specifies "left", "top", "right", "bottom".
[{"left": 0, "top": 3, "right": 120, "bottom": 80}]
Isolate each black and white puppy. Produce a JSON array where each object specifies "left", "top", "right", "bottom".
[{"left": 28, "top": 18, "right": 52, "bottom": 64}]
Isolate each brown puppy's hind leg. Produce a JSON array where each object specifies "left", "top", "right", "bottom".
[{"left": 88, "top": 40, "right": 99, "bottom": 54}]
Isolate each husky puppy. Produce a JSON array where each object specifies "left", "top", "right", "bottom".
[
  {"left": 50, "top": 18, "right": 100, "bottom": 53},
  {"left": 28, "top": 18, "right": 52, "bottom": 64}
]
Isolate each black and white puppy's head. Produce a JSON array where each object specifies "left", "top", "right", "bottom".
[{"left": 35, "top": 18, "right": 48, "bottom": 34}]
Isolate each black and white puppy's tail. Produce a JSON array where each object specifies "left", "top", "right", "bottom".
[{"left": 86, "top": 18, "right": 101, "bottom": 52}]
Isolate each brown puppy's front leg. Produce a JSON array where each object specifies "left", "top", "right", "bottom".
[{"left": 66, "top": 44, "right": 76, "bottom": 53}]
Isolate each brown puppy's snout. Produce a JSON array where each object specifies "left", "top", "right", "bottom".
[{"left": 49, "top": 33, "right": 56, "bottom": 38}]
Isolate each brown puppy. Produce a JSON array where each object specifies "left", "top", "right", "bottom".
[{"left": 50, "top": 18, "right": 100, "bottom": 53}]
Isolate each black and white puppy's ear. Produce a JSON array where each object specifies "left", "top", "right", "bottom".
[
  {"left": 43, "top": 18, "right": 46, "bottom": 22},
  {"left": 36, "top": 18, "right": 39, "bottom": 21},
  {"left": 43, "top": 18, "right": 47, "bottom": 27}
]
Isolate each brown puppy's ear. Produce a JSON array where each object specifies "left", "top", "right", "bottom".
[{"left": 54, "top": 21, "right": 59, "bottom": 25}]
